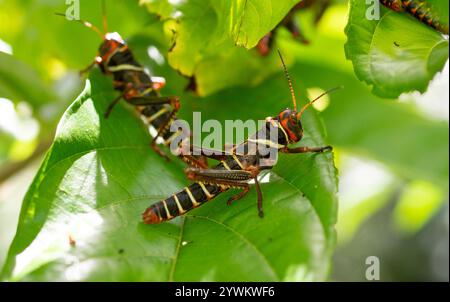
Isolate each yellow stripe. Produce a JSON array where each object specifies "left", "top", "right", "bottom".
[
  {"left": 232, "top": 154, "right": 244, "bottom": 169},
  {"left": 106, "top": 47, "right": 121, "bottom": 65},
  {"left": 147, "top": 107, "right": 169, "bottom": 123},
  {"left": 273, "top": 120, "right": 289, "bottom": 143},
  {"left": 248, "top": 138, "right": 285, "bottom": 149},
  {"left": 198, "top": 182, "right": 213, "bottom": 199},
  {"left": 108, "top": 64, "right": 145, "bottom": 72},
  {"left": 173, "top": 194, "right": 186, "bottom": 214},
  {"left": 141, "top": 87, "right": 154, "bottom": 96},
  {"left": 162, "top": 200, "right": 173, "bottom": 219},
  {"left": 163, "top": 130, "right": 182, "bottom": 146},
  {"left": 221, "top": 161, "right": 231, "bottom": 170},
  {"left": 219, "top": 184, "right": 228, "bottom": 190},
  {"left": 185, "top": 187, "right": 201, "bottom": 207}
]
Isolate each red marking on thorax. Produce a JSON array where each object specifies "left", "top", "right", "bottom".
[
  {"left": 279, "top": 114, "right": 299, "bottom": 142},
  {"left": 99, "top": 40, "right": 122, "bottom": 63}
]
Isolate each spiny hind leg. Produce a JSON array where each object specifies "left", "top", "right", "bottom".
[
  {"left": 185, "top": 166, "right": 264, "bottom": 217},
  {"left": 178, "top": 142, "right": 233, "bottom": 161},
  {"left": 186, "top": 170, "right": 251, "bottom": 205},
  {"left": 185, "top": 167, "right": 258, "bottom": 182},
  {"left": 181, "top": 154, "right": 209, "bottom": 169}
]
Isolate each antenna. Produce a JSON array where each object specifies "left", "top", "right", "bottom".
[
  {"left": 297, "top": 86, "right": 343, "bottom": 119},
  {"left": 102, "top": 0, "right": 108, "bottom": 33},
  {"left": 277, "top": 49, "right": 297, "bottom": 112},
  {"left": 55, "top": 13, "right": 104, "bottom": 38}
]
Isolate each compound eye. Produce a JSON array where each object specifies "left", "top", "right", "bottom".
[
  {"left": 100, "top": 44, "right": 111, "bottom": 54},
  {"left": 290, "top": 113, "right": 297, "bottom": 122}
]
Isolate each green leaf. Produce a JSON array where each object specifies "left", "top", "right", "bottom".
[
  {"left": 345, "top": 0, "right": 449, "bottom": 98},
  {"left": 141, "top": 0, "right": 299, "bottom": 95},
  {"left": 0, "top": 52, "right": 57, "bottom": 107},
  {"left": 2, "top": 69, "right": 337, "bottom": 281},
  {"left": 139, "top": 0, "right": 174, "bottom": 19},
  {"left": 229, "top": 0, "right": 300, "bottom": 48}
]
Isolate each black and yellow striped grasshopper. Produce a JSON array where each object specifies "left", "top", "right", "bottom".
[
  {"left": 142, "top": 50, "right": 341, "bottom": 224},
  {"left": 57, "top": 2, "right": 202, "bottom": 164}
]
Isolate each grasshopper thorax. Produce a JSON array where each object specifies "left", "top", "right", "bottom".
[{"left": 95, "top": 32, "right": 126, "bottom": 71}]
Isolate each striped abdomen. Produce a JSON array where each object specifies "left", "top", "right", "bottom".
[
  {"left": 142, "top": 182, "right": 225, "bottom": 224},
  {"left": 142, "top": 154, "right": 250, "bottom": 224}
]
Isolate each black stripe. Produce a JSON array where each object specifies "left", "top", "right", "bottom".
[
  {"left": 153, "top": 203, "right": 162, "bottom": 220},
  {"left": 178, "top": 190, "right": 193, "bottom": 210},
  {"left": 109, "top": 48, "right": 141, "bottom": 68},
  {"left": 155, "top": 201, "right": 168, "bottom": 220},
  {"left": 164, "top": 196, "right": 179, "bottom": 217}
]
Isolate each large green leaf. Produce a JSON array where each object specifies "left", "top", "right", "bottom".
[
  {"left": 1, "top": 69, "right": 337, "bottom": 281},
  {"left": 345, "top": 0, "right": 449, "bottom": 98}
]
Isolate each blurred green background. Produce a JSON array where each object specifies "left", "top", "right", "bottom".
[{"left": 0, "top": 0, "right": 448, "bottom": 281}]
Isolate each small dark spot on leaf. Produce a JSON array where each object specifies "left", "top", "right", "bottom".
[
  {"left": 169, "top": 40, "right": 177, "bottom": 52},
  {"left": 268, "top": 237, "right": 273, "bottom": 242},
  {"left": 185, "top": 76, "right": 198, "bottom": 94},
  {"left": 394, "top": 41, "right": 400, "bottom": 47},
  {"left": 118, "top": 248, "right": 125, "bottom": 254}
]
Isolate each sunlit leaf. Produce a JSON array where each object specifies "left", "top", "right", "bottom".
[
  {"left": 141, "top": 0, "right": 299, "bottom": 95},
  {"left": 229, "top": 0, "right": 300, "bottom": 48}
]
